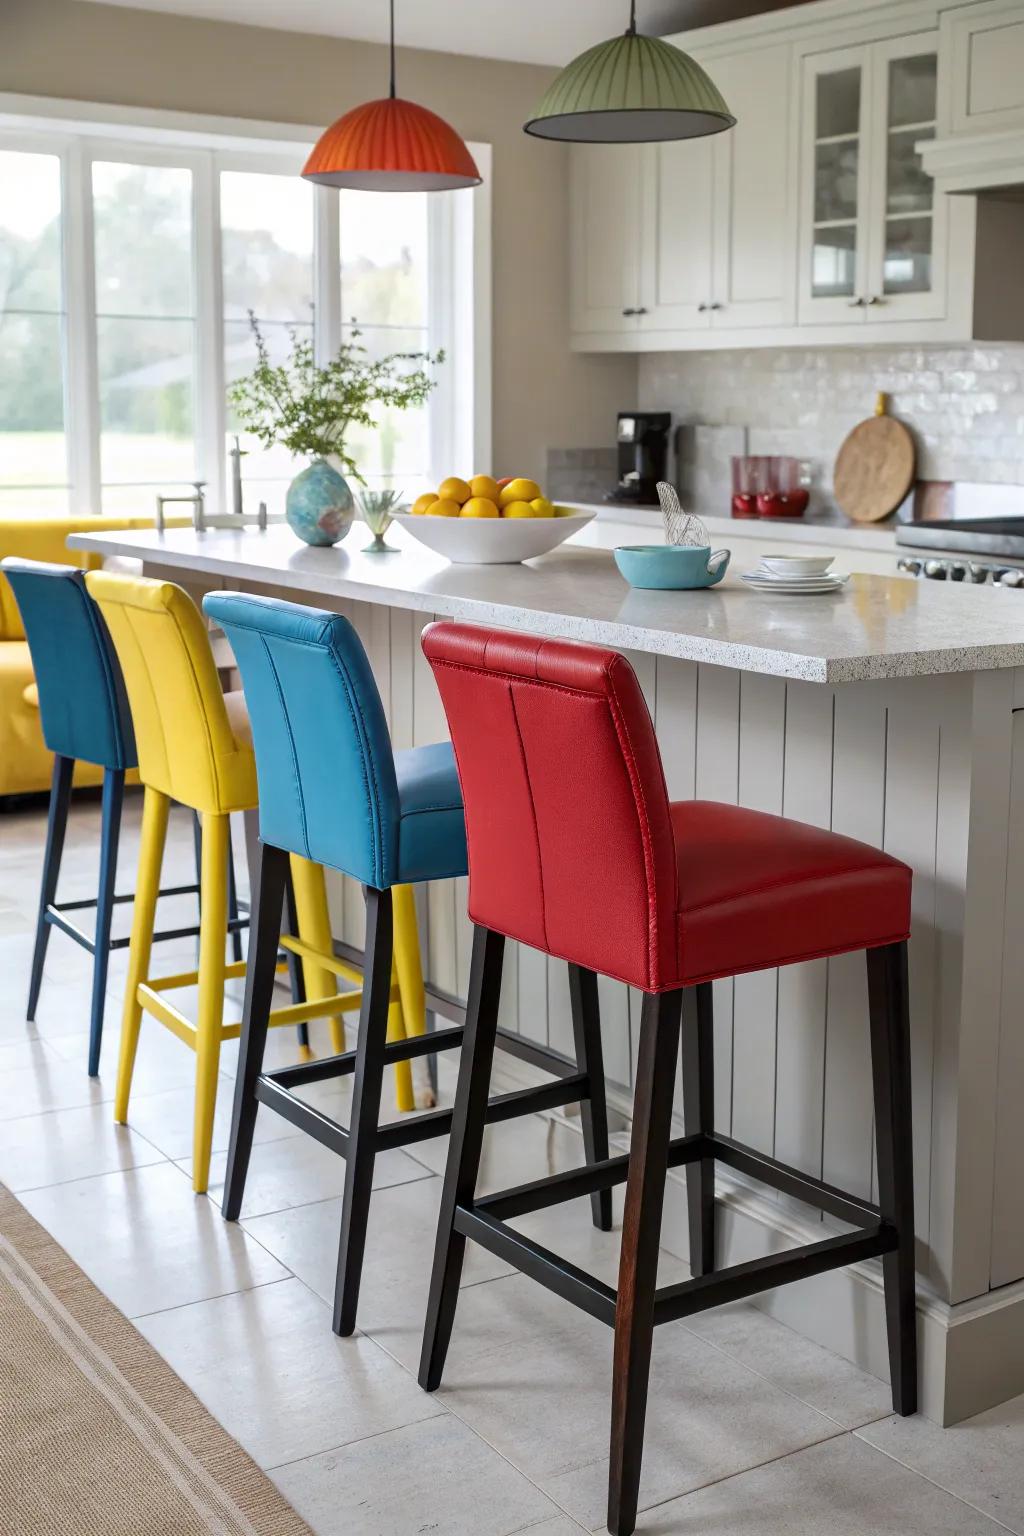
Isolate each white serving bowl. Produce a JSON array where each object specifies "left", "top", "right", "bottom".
[
  {"left": 759, "top": 553, "right": 835, "bottom": 578},
  {"left": 391, "top": 508, "right": 594, "bottom": 565}
]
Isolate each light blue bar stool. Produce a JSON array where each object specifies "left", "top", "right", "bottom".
[{"left": 204, "top": 590, "right": 612, "bottom": 1338}]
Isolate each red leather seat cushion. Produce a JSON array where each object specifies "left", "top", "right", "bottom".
[{"left": 673, "top": 800, "right": 911, "bottom": 985}]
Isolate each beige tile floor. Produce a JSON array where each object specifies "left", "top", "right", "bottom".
[{"left": 3, "top": 788, "right": 1024, "bottom": 1535}]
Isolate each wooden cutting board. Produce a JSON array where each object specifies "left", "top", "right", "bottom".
[{"left": 833, "top": 392, "right": 916, "bottom": 523}]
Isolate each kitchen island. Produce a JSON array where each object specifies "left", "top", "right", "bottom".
[{"left": 70, "top": 521, "right": 1024, "bottom": 1428}]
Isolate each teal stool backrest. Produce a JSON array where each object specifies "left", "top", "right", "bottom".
[
  {"left": 203, "top": 591, "right": 402, "bottom": 889},
  {"left": 2, "top": 558, "right": 136, "bottom": 770}
]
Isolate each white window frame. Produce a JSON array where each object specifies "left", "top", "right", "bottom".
[{"left": 0, "top": 94, "right": 492, "bottom": 517}]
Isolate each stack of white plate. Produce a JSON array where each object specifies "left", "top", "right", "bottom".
[{"left": 741, "top": 554, "right": 847, "bottom": 595}]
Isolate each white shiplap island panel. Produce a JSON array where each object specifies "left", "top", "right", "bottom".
[{"left": 68, "top": 524, "right": 1024, "bottom": 1427}]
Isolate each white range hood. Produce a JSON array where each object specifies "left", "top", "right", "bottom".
[{"left": 921, "top": 129, "right": 1024, "bottom": 196}]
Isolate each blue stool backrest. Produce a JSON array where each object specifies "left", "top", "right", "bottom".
[
  {"left": 203, "top": 591, "right": 401, "bottom": 889},
  {"left": 2, "top": 558, "right": 136, "bottom": 770}
]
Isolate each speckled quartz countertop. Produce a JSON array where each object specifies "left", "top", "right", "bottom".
[{"left": 68, "top": 523, "right": 1024, "bottom": 685}]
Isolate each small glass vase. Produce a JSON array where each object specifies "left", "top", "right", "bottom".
[{"left": 356, "top": 488, "right": 404, "bottom": 553}]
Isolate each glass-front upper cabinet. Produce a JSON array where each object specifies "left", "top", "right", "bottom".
[
  {"left": 801, "top": 46, "right": 870, "bottom": 322},
  {"left": 799, "top": 34, "right": 942, "bottom": 325},
  {"left": 810, "top": 62, "right": 864, "bottom": 307},
  {"left": 869, "top": 37, "right": 942, "bottom": 320}
]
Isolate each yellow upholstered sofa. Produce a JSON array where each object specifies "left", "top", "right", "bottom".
[{"left": 0, "top": 515, "right": 171, "bottom": 797}]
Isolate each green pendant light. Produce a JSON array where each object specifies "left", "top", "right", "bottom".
[{"left": 524, "top": 0, "right": 735, "bottom": 143}]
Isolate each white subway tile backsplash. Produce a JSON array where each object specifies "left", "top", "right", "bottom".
[{"left": 639, "top": 344, "right": 1024, "bottom": 504}]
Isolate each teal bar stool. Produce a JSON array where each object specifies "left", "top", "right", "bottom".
[{"left": 205, "top": 590, "right": 614, "bottom": 1338}]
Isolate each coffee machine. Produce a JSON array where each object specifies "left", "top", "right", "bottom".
[{"left": 610, "top": 412, "right": 671, "bottom": 506}]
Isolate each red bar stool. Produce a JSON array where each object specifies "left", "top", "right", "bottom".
[{"left": 418, "top": 622, "right": 917, "bottom": 1536}]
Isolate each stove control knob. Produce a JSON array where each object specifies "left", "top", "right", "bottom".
[
  {"left": 949, "top": 563, "right": 968, "bottom": 582},
  {"left": 896, "top": 558, "right": 922, "bottom": 576},
  {"left": 924, "top": 560, "right": 949, "bottom": 580},
  {"left": 999, "top": 570, "right": 1024, "bottom": 588},
  {"left": 967, "top": 564, "right": 990, "bottom": 583}
]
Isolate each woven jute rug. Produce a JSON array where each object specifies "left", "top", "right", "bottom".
[{"left": 0, "top": 1182, "right": 315, "bottom": 1536}]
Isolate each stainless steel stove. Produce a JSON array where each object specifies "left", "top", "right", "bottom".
[
  {"left": 896, "top": 516, "right": 1024, "bottom": 588},
  {"left": 896, "top": 556, "right": 1024, "bottom": 587}
]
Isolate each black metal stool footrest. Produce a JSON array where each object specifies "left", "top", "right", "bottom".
[
  {"left": 266, "top": 1025, "right": 466, "bottom": 1091},
  {"left": 452, "top": 1129, "right": 896, "bottom": 1334},
  {"left": 253, "top": 1065, "right": 592, "bottom": 1159},
  {"left": 254, "top": 1077, "right": 350, "bottom": 1155}
]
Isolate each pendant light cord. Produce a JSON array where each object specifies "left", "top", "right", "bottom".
[
  {"left": 627, "top": 0, "right": 637, "bottom": 36},
  {"left": 389, "top": 0, "right": 396, "bottom": 98}
]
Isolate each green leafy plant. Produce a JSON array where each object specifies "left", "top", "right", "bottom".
[{"left": 228, "top": 313, "right": 443, "bottom": 483}]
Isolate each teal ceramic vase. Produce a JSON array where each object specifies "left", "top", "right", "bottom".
[{"left": 285, "top": 457, "right": 355, "bottom": 547}]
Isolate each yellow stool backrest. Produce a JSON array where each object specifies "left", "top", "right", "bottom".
[{"left": 85, "top": 571, "right": 256, "bottom": 816}]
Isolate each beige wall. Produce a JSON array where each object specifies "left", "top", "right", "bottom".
[{"left": 2, "top": 0, "right": 637, "bottom": 481}]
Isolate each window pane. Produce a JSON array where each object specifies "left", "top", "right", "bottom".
[
  {"left": 0, "top": 150, "right": 63, "bottom": 314},
  {"left": 340, "top": 323, "right": 430, "bottom": 361},
  {"left": 812, "top": 225, "right": 857, "bottom": 298},
  {"left": 98, "top": 316, "right": 195, "bottom": 489},
  {"left": 0, "top": 311, "right": 67, "bottom": 495},
  {"left": 341, "top": 328, "right": 429, "bottom": 486},
  {"left": 93, "top": 162, "right": 193, "bottom": 318},
  {"left": 814, "top": 139, "right": 858, "bottom": 222},
  {"left": 889, "top": 55, "right": 937, "bottom": 128},
  {"left": 816, "top": 68, "right": 860, "bottom": 139},
  {"left": 100, "top": 482, "right": 199, "bottom": 517},
  {"left": 340, "top": 190, "right": 428, "bottom": 329},
  {"left": 224, "top": 317, "right": 313, "bottom": 494},
  {"left": 884, "top": 217, "right": 933, "bottom": 294},
  {"left": 221, "top": 171, "right": 314, "bottom": 323},
  {"left": 0, "top": 153, "right": 67, "bottom": 504},
  {"left": 0, "top": 487, "right": 71, "bottom": 513},
  {"left": 94, "top": 162, "right": 196, "bottom": 504}
]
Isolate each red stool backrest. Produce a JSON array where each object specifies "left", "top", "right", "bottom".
[{"left": 422, "top": 621, "right": 680, "bottom": 992}]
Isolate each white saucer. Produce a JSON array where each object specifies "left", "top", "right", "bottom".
[{"left": 741, "top": 571, "right": 848, "bottom": 595}]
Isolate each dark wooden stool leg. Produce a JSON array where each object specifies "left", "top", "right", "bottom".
[
  {"left": 241, "top": 807, "right": 307, "bottom": 1044},
  {"left": 419, "top": 925, "right": 505, "bottom": 1392},
  {"left": 27, "top": 754, "right": 74, "bottom": 1022},
  {"left": 867, "top": 940, "right": 918, "bottom": 1416},
  {"left": 282, "top": 864, "right": 310, "bottom": 1047},
  {"left": 569, "top": 963, "right": 613, "bottom": 1231},
  {"left": 87, "top": 767, "right": 125, "bottom": 1076},
  {"left": 222, "top": 842, "right": 289, "bottom": 1221},
  {"left": 681, "top": 981, "right": 715, "bottom": 1276},
  {"left": 608, "top": 988, "right": 682, "bottom": 1536},
  {"left": 226, "top": 814, "right": 243, "bottom": 964},
  {"left": 332, "top": 885, "right": 395, "bottom": 1337}
]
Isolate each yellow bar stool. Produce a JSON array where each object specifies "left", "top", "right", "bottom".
[{"left": 85, "top": 572, "right": 424, "bottom": 1192}]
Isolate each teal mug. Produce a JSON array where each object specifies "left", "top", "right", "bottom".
[{"left": 614, "top": 544, "right": 731, "bottom": 591}]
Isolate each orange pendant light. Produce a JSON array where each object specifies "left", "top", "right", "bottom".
[{"left": 303, "top": 0, "right": 481, "bottom": 192}]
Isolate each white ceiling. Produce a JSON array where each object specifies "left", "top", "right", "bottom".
[{"left": 77, "top": 0, "right": 710, "bottom": 66}]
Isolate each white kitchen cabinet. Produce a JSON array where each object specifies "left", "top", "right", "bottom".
[
  {"left": 942, "top": 0, "right": 1024, "bottom": 136},
  {"left": 570, "top": 39, "right": 794, "bottom": 346},
  {"left": 708, "top": 44, "right": 797, "bottom": 331},
  {"left": 569, "top": 142, "right": 643, "bottom": 336},
  {"left": 638, "top": 135, "right": 715, "bottom": 333},
  {"left": 568, "top": 0, "right": 1024, "bottom": 353},
  {"left": 798, "top": 34, "right": 946, "bottom": 326}
]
